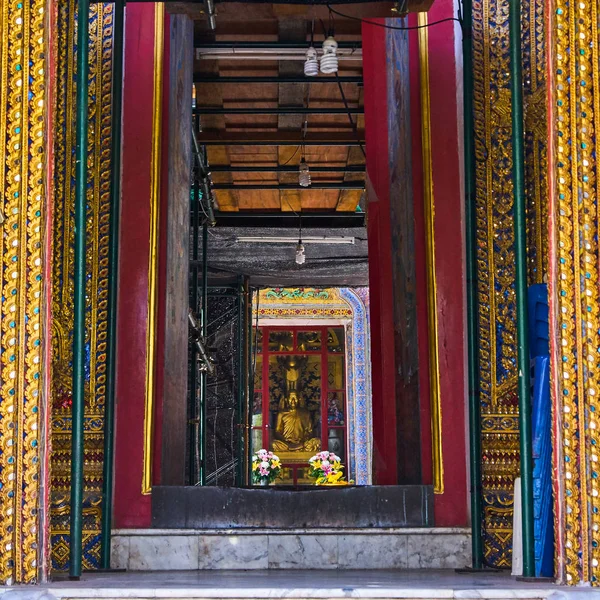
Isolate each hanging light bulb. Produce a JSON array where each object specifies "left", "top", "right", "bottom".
[
  {"left": 304, "top": 46, "right": 319, "bottom": 77},
  {"left": 320, "top": 36, "right": 339, "bottom": 74},
  {"left": 295, "top": 241, "right": 306, "bottom": 265},
  {"left": 299, "top": 157, "right": 311, "bottom": 187}
]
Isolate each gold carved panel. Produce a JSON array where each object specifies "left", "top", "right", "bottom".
[
  {"left": 552, "top": 0, "right": 600, "bottom": 583},
  {"left": 0, "top": 0, "right": 48, "bottom": 585},
  {"left": 49, "top": 0, "right": 114, "bottom": 572},
  {"left": 472, "top": 0, "right": 548, "bottom": 567}
]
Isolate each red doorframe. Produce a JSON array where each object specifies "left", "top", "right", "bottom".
[{"left": 362, "top": 13, "right": 468, "bottom": 523}]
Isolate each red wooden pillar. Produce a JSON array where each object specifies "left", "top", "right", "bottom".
[
  {"left": 426, "top": 0, "right": 469, "bottom": 526},
  {"left": 113, "top": 3, "right": 165, "bottom": 528}
]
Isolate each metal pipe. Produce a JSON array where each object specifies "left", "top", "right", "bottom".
[
  {"left": 208, "top": 212, "right": 365, "bottom": 228},
  {"left": 211, "top": 182, "right": 364, "bottom": 190},
  {"left": 462, "top": 0, "right": 484, "bottom": 570},
  {"left": 199, "top": 222, "right": 209, "bottom": 485},
  {"left": 70, "top": 0, "right": 90, "bottom": 580},
  {"left": 236, "top": 276, "right": 245, "bottom": 486},
  {"left": 191, "top": 131, "right": 217, "bottom": 226},
  {"left": 193, "top": 75, "right": 363, "bottom": 84},
  {"left": 509, "top": 0, "right": 534, "bottom": 577},
  {"left": 189, "top": 311, "right": 215, "bottom": 377},
  {"left": 210, "top": 165, "right": 365, "bottom": 173},
  {"left": 100, "top": 0, "right": 124, "bottom": 572},
  {"left": 190, "top": 155, "right": 200, "bottom": 484},
  {"left": 245, "top": 283, "right": 254, "bottom": 486},
  {"left": 193, "top": 107, "right": 363, "bottom": 115},
  {"left": 204, "top": 0, "right": 216, "bottom": 30},
  {"left": 236, "top": 235, "right": 355, "bottom": 244}
]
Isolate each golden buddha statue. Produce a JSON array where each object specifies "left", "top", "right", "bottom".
[{"left": 272, "top": 391, "right": 321, "bottom": 453}]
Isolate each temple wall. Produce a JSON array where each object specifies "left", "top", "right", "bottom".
[
  {"left": 549, "top": 0, "right": 600, "bottom": 584},
  {"left": 0, "top": 0, "right": 51, "bottom": 585},
  {"left": 49, "top": 1, "right": 115, "bottom": 573},
  {"left": 472, "top": 0, "right": 549, "bottom": 568},
  {"left": 0, "top": 0, "right": 597, "bottom": 584}
]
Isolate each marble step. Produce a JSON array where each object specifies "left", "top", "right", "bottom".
[{"left": 111, "top": 527, "right": 471, "bottom": 571}]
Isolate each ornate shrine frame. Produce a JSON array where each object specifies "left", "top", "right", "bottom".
[{"left": 256, "top": 288, "right": 372, "bottom": 484}]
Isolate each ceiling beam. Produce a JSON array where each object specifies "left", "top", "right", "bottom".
[
  {"left": 209, "top": 165, "right": 365, "bottom": 173},
  {"left": 165, "top": 2, "right": 433, "bottom": 18},
  {"left": 193, "top": 75, "right": 363, "bottom": 84},
  {"left": 194, "top": 107, "right": 363, "bottom": 115},
  {"left": 212, "top": 183, "right": 364, "bottom": 190},
  {"left": 197, "top": 132, "right": 365, "bottom": 146}
]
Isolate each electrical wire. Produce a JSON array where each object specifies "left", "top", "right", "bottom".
[
  {"left": 336, "top": 73, "right": 366, "bottom": 158},
  {"left": 326, "top": 4, "right": 463, "bottom": 31},
  {"left": 282, "top": 145, "right": 301, "bottom": 166},
  {"left": 197, "top": 189, "right": 211, "bottom": 222},
  {"left": 317, "top": 18, "right": 366, "bottom": 158}
]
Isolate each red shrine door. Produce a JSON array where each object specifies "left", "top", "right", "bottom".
[{"left": 252, "top": 326, "right": 348, "bottom": 485}]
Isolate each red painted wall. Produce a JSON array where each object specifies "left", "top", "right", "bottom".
[
  {"left": 113, "top": 3, "right": 159, "bottom": 528},
  {"left": 425, "top": 0, "right": 469, "bottom": 526},
  {"left": 362, "top": 20, "right": 398, "bottom": 485}
]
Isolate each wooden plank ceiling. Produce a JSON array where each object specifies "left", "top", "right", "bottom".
[{"left": 190, "top": 4, "right": 372, "bottom": 213}]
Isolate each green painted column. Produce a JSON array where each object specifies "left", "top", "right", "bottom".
[
  {"left": 70, "top": 0, "right": 90, "bottom": 580},
  {"left": 100, "top": 0, "right": 124, "bottom": 571},
  {"left": 462, "top": 0, "right": 484, "bottom": 570},
  {"left": 509, "top": 0, "right": 535, "bottom": 578}
]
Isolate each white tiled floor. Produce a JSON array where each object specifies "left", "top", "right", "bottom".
[{"left": 2, "top": 569, "right": 581, "bottom": 599}]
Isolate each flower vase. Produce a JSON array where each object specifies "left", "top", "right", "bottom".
[{"left": 260, "top": 478, "right": 269, "bottom": 486}]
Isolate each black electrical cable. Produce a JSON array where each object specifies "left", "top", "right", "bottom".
[
  {"left": 326, "top": 4, "right": 463, "bottom": 31},
  {"left": 317, "top": 18, "right": 366, "bottom": 158},
  {"left": 336, "top": 73, "right": 366, "bottom": 158},
  {"left": 282, "top": 145, "right": 301, "bottom": 166}
]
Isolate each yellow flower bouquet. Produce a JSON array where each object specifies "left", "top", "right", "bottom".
[{"left": 307, "top": 451, "right": 351, "bottom": 485}]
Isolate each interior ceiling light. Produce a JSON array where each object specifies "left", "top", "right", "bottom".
[
  {"left": 236, "top": 236, "right": 355, "bottom": 244},
  {"left": 299, "top": 157, "right": 311, "bottom": 187},
  {"left": 304, "top": 46, "right": 319, "bottom": 77},
  {"left": 295, "top": 241, "right": 306, "bottom": 265},
  {"left": 320, "top": 36, "right": 339, "bottom": 74}
]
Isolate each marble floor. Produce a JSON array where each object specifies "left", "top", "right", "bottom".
[{"left": 4, "top": 569, "right": 592, "bottom": 599}]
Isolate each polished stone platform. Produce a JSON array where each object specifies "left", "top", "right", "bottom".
[
  {"left": 111, "top": 527, "right": 471, "bottom": 571},
  {"left": 152, "top": 486, "right": 434, "bottom": 529},
  {"left": 0, "top": 569, "right": 576, "bottom": 599}
]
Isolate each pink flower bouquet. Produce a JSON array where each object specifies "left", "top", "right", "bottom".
[{"left": 251, "top": 449, "right": 282, "bottom": 485}]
